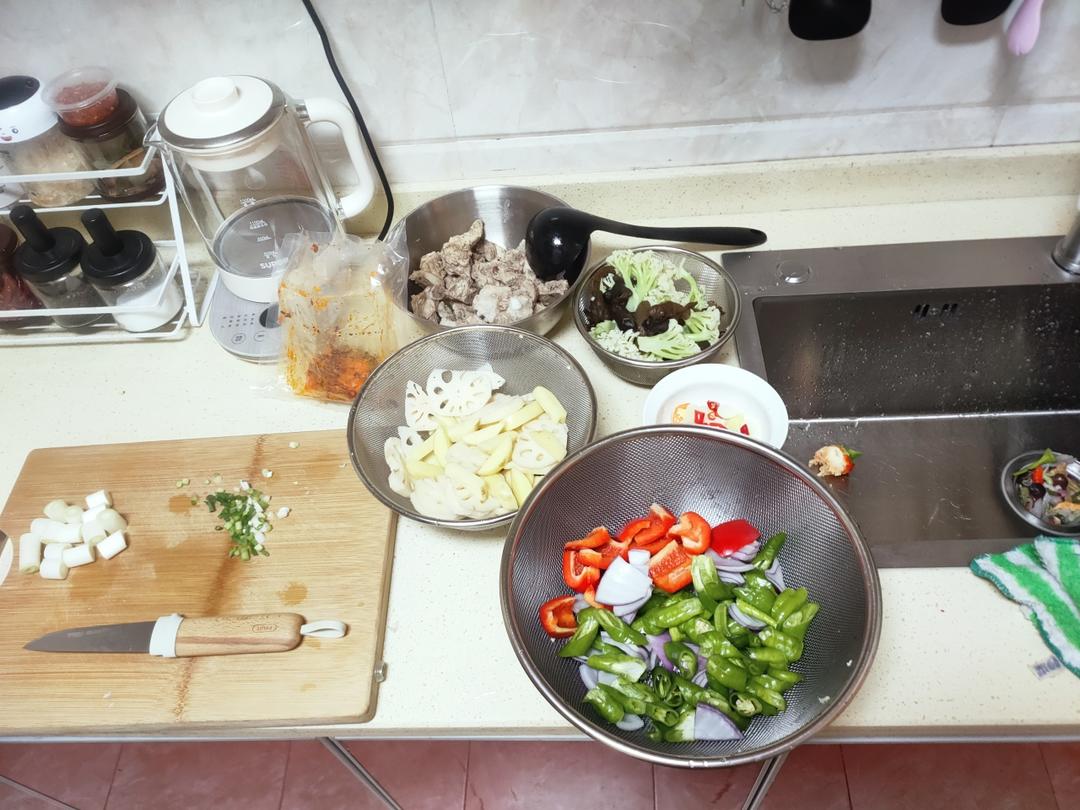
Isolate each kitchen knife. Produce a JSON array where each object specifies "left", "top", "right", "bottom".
[{"left": 25, "top": 613, "right": 346, "bottom": 657}]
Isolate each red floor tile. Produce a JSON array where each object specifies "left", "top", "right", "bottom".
[
  {"left": 842, "top": 743, "right": 1057, "bottom": 810},
  {"left": 761, "top": 745, "right": 850, "bottom": 810},
  {"left": 1042, "top": 742, "right": 1080, "bottom": 808},
  {"left": 280, "top": 739, "right": 468, "bottom": 810},
  {"left": 0, "top": 743, "right": 120, "bottom": 810},
  {"left": 466, "top": 741, "right": 653, "bottom": 810},
  {"left": 104, "top": 741, "right": 288, "bottom": 810},
  {"left": 654, "top": 759, "right": 757, "bottom": 809},
  {"left": 0, "top": 779, "right": 55, "bottom": 810}
]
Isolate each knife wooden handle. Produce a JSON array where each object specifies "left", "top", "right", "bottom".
[{"left": 173, "top": 613, "right": 304, "bottom": 657}]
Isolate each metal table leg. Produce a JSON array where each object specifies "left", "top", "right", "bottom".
[
  {"left": 741, "top": 751, "right": 789, "bottom": 810},
  {"left": 319, "top": 737, "right": 402, "bottom": 809}
]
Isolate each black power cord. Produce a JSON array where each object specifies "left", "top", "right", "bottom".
[{"left": 300, "top": 0, "right": 394, "bottom": 241}]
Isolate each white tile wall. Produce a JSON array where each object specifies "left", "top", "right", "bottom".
[{"left": 2, "top": 0, "right": 1078, "bottom": 183}]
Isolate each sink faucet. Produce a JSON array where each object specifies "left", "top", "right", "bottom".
[{"left": 1052, "top": 196, "right": 1080, "bottom": 274}]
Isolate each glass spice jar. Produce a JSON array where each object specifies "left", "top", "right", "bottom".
[
  {"left": 0, "top": 222, "right": 48, "bottom": 329},
  {"left": 60, "top": 88, "right": 164, "bottom": 202}
]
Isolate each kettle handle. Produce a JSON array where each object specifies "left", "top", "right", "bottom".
[{"left": 301, "top": 97, "right": 376, "bottom": 219}]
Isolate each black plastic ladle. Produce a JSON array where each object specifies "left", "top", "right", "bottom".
[
  {"left": 788, "top": 0, "right": 872, "bottom": 41},
  {"left": 524, "top": 207, "right": 767, "bottom": 282}
]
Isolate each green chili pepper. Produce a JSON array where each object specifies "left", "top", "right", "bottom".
[
  {"left": 725, "top": 618, "right": 752, "bottom": 649},
  {"left": 691, "top": 554, "right": 720, "bottom": 594},
  {"left": 646, "top": 702, "right": 679, "bottom": 727},
  {"left": 665, "top": 641, "right": 700, "bottom": 679},
  {"left": 639, "top": 590, "right": 668, "bottom": 615},
  {"left": 591, "top": 639, "right": 624, "bottom": 656},
  {"left": 697, "top": 631, "right": 730, "bottom": 658},
  {"left": 587, "top": 653, "right": 648, "bottom": 682},
  {"left": 746, "top": 681, "right": 786, "bottom": 712},
  {"left": 673, "top": 674, "right": 750, "bottom": 729},
  {"left": 706, "top": 656, "right": 748, "bottom": 691},
  {"left": 758, "top": 626, "right": 804, "bottom": 662},
  {"left": 752, "top": 532, "right": 788, "bottom": 571},
  {"left": 735, "top": 598, "right": 779, "bottom": 628},
  {"left": 680, "top": 616, "right": 716, "bottom": 644},
  {"left": 732, "top": 691, "right": 763, "bottom": 717},
  {"left": 742, "top": 568, "right": 776, "bottom": 595},
  {"left": 653, "top": 597, "right": 704, "bottom": 629},
  {"left": 601, "top": 683, "right": 647, "bottom": 716},
  {"left": 758, "top": 700, "right": 780, "bottom": 716},
  {"left": 593, "top": 608, "right": 647, "bottom": 646},
  {"left": 747, "top": 646, "right": 788, "bottom": 666},
  {"left": 645, "top": 724, "right": 664, "bottom": 743},
  {"left": 610, "top": 677, "right": 660, "bottom": 706},
  {"left": 751, "top": 673, "right": 788, "bottom": 693},
  {"left": 781, "top": 601, "right": 820, "bottom": 642},
  {"left": 558, "top": 608, "right": 600, "bottom": 658},
  {"left": 651, "top": 666, "right": 674, "bottom": 699},
  {"left": 663, "top": 709, "right": 696, "bottom": 743},
  {"left": 771, "top": 587, "right": 808, "bottom": 624},
  {"left": 734, "top": 584, "right": 776, "bottom": 614},
  {"left": 584, "top": 686, "right": 625, "bottom": 723},
  {"left": 767, "top": 667, "right": 803, "bottom": 689},
  {"left": 668, "top": 624, "right": 685, "bottom": 642},
  {"left": 632, "top": 613, "right": 663, "bottom": 636},
  {"left": 662, "top": 688, "right": 685, "bottom": 710}
]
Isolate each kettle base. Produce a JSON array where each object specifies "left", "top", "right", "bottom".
[{"left": 207, "top": 278, "right": 282, "bottom": 363}]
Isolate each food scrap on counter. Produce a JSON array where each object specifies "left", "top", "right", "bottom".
[
  {"left": 809, "top": 445, "right": 862, "bottom": 478},
  {"left": 409, "top": 219, "right": 569, "bottom": 326}
]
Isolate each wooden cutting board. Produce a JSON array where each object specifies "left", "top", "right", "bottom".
[{"left": 0, "top": 430, "right": 396, "bottom": 735}]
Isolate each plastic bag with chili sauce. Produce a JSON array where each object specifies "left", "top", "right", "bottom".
[{"left": 276, "top": 231, "right": 400, "bottom": 402}]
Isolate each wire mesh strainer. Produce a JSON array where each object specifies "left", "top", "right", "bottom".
[
  {"left": 348, "top": 325, "right": 597, "bottom": 530},
  {"left": 500, "top": 425, "right": 881, "bottom": 767}
]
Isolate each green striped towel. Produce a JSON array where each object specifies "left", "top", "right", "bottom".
[{"left": 971, "top": 537, "right": 1080, "bottom": 678}]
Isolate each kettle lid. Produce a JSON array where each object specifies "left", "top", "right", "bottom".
[{"left": 157, "top": 76, "right": 286, "bottom": 151}]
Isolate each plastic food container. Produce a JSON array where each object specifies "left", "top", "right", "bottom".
[
  {"left": 0, "top": 75, "right": 94, "bottom": 207},
  {"left": 59, "top": 88, "right": 164, "bottom": 201},
  {"left": 43, "top": 66, "right": 119, "bottom": 127}
]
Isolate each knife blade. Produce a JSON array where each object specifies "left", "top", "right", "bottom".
[{"left": 23, "top": 613, "right": 342, "bottom": 657}]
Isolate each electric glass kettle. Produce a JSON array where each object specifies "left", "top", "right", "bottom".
[{"left": 147, "top": 76, "right": 375, "bottom": 302}]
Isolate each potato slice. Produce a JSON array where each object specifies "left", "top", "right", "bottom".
[
  {"left": 503, "top": 401, "right": 544, "bottom": 431},
  {"left": 483, "top": 474, "right": 518, "bottom": 512},
  {"left": 405, "top": 458, "right": 444, "bottom": 479},
  {"left": 477, "top": 434, "right": 515, "bottom": 476},
  {"left": 432, "top": 427, "right": 451, "bottom": 466},
  {"left": 529, "top": 430, "right": 567, "bottom": 465},
  {"left": 405, "top": 434, "right": 437, "bottom": 464},
  {"left": 532, "top": 386, "right": 567, "bottom": 423},
  {"left": 507, "top": 468, "right": 534, "bottom": 506},
  {"left": 437, "top": 414, "right": 480, "bottom": 442},
  {"left": 460, "top": 422, "right": 504, "bottom": 446}
]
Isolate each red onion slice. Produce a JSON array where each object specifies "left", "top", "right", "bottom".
[
  {"left": 718, "top": 570, "right": 745, "bottom": 585},
  {"left": 572, "top": 595, "right": 590, "bottom": 614},
  {"left": 694, "top": 704, "right": 743, "bottom": 740},
  {"left": 613, "top": 592, "right": 651, "bottom": 620},
  {"left": 646, "top": 632, "right": 674, "bottom": 670},
  {"left": 627, "top": 549, "right": 650, "bottom": 566},
  {"left": 706, "top": 549, "right": 756, "bottom": 572},
  {"left": 595, "top": 556, "right": 653, "bottom": 606},
  {"left": 691, "top": 669, "right": 709, "bottom": 688},
  {"left": 600, "top": 632, "right": 647, "bottom": 660},
  {"left": 763, "top": 560, "right": 785, "bottom": 591},
  {"left": 579, "top": 664, "right": 599, "bottom": 690},
  {"left": 729, "top": 602, "right": 767, "bottom": 630}
]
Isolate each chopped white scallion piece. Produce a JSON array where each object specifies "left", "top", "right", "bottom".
[
  {"left": 31, "top": 518, "right": 65, "bottom": 540},
  {"left": 39, "top": 558, "right": 68, "bottom": 580},
  {"left": 43, "top": 499, "right": 69, "bottom": 521},
  {"left": 85, "top": 489, "right": 112, "bottom": 509},
  {"left": 239, "top": 480, "right": 251, "bottom": 491},
  {"left": 98, "top": 509, "right": 127, "bottom": 534},
  {"left": 82, "top": 504, "right": 107, "bottom": 524},
  {"left": 276, "top": 506, "right": 291, "bottom": 519},
  {"left": 43, "top": 543, "right": 70, "bottom": 561},
  {"left": 54, "top": 523, "right": 82, "bottom": 544},
  {"left": 62, "top": 544, "right": 94, "bottom": 568},
  {"left": 288, "top": 441, "right": 299, "bottom": 449},
  {"left": 261, "top": 468, "right": 273, "bottom": 478},
  {"left": 97, "top": 531, "right": 127, "bottom": 560},
  {"left": 82, "top": 520, "right": 107, "bottom": 545},
  {"left": 18, "top": 534, "right": 42, "bottom": 574},
  {"left": 63, "top": 506, "right": 85, "bottom": 525}
]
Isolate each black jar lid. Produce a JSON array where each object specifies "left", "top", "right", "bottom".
[
  {"left": 58, "top": 88, "right": 140, "bottom": 143},
  {"left": 10, "top": 205, "right": 86, "bottom": 283},
  {"left": 79, "top": 208, "right": 155, "bottom": 287}
]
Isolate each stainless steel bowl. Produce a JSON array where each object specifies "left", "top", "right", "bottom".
[
  {"left": 573, "top": 246, "right": 741, "bottom": 387},
  {"left": 348, "top": 324, "right": 598, "bottom": 531},
  {"left": 1000, "top": 450, "right": 1080, "bottom": 537},
  {"left": 501, "top": 425, "right": 881, "bottom": 768},
  {"left": 385, "top": 185, "right": 590, "bottom": 337}
]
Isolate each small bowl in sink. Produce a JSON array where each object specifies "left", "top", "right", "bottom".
[{"left": 1000, "top": 449, "right": 1080, "bottom": 537}]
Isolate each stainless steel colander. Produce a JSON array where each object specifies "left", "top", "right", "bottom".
[
  {"left": 500, "top": 425, "right": 881, "bottom": 767},
  {"left": 347, "top": 325, "right": 597, "bottom": 530}
]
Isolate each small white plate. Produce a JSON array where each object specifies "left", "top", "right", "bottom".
[{"left": 641, "top": 365, "right": 789, "bottom": 448}]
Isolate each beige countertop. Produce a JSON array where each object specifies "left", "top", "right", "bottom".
[{"left": 2, "top": 144, "right": 1080, "bottom": 740}]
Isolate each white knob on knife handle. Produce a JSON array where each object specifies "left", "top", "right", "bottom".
[
  {"left": 148, "top": 613, "right": 184, "bottom": 658},
  {"left": 300, "top": 620, "right": 348, "bottom": 639}
]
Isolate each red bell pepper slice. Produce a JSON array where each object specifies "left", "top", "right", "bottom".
[
  {"left": 637, "top": 534, "right": 674, "bottom": 556},
  {"left": 563, "top": 549, "right": 600, "bottom": 593},
  {"left": 618, "top": 517, "right": 652, "bottom": 544},
  {"left": 1032, "top": 466, "right": 1045, "bottom": 485},
  {"left": 618, "top": 504, "right": 677, "bottom": 546},
  {"left": 710, "top": 519, "right": 761, "bottom": 556},
  {"left": 593, "top": 536, "right": 631, "bottom": 570},
  {"left": 669, "top": 511, "right": 711, "bottom": 555},
  {"left": 648, "top": 539, "right": 694, "bottom": 593},
  {"left": 564, "top": 526, "right": 612, "bottom": 550},
  {"left": 539, "top": 595, "right": 577, "bottom": 638}
]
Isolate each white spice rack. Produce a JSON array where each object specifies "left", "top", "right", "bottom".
[{"left": 0, "top": 148, "right": 204, "bottom": 346}]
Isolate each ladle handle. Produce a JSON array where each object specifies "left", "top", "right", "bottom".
[{"left": 587, "top": 214, "right": 767, "bottom": 248}]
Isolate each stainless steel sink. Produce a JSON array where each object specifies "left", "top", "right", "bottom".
[{"left": 724, "top": 236, "right": 1080, "bottom": 567}]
